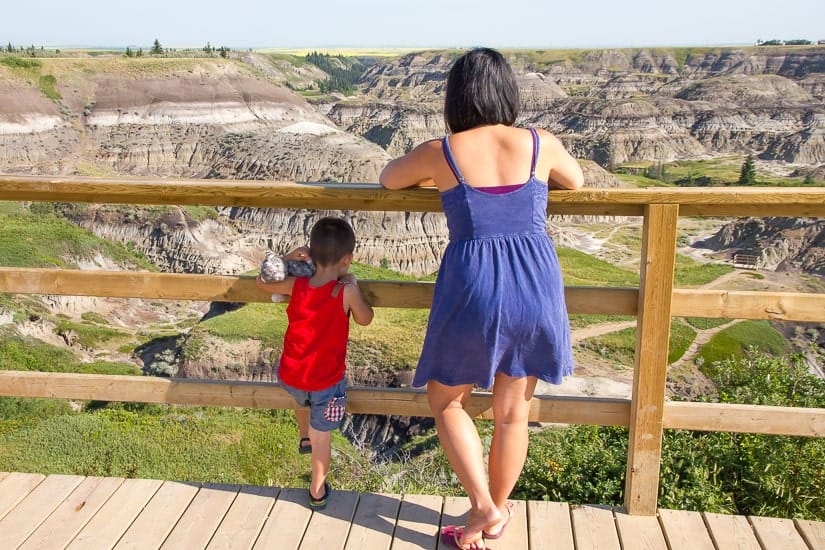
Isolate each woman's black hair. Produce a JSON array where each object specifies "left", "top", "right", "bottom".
[{"left": 444, "top": 48, "right": 519, "bottom": 133}]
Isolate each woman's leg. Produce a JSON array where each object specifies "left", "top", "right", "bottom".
[
  {"left": 486, "top": 373, "right": 537, "bottom": 531},
  {"left": 427, "top": 380, "right": 501, "bottom": 547}
]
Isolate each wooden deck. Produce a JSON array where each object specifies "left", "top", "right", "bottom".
[{"left": 1, "top": 472, "right": 824, "bottom": 549}]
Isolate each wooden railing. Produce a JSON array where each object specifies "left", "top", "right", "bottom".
[{"left": 0, "top": 175, "right": 824, "bottom": 515}]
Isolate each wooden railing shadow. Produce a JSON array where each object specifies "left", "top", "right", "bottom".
[{"left": 0, "top": 175, "right": 823, "bottom": 515}]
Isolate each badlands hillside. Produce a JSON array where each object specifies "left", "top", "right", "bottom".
[
  {"left": 2, "top": 46, "right": 824, "bottom": 275},
  {"left": 1, "top": 46, "right": 824, "bottom": 451}
]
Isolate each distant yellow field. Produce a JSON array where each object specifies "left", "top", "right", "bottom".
[{"left": 256, "top": 47, "right": 424, "bottom": 57}]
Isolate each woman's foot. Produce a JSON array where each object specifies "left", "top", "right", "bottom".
[
  {"left": 482, "top": 501, "right": 514, "bottom": 539},
  {"left": 448, "top": 506, "right": 501, "bottom": 549}
]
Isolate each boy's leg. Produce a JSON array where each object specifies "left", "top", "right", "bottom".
[
  {"left": 306, "top": 379, "right": 346, "bottom": 501},
  {"left": 296, "top": 409, "right": 311, "bottom": 452},
  {"left": 308, "top": 427, "right": 332, "bottom": 499}
]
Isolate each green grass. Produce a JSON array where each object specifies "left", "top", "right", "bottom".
[
  {"left": 557, "top": 247, "right": 639, "bottom": 286},
  {"left": 696, "top": 321, "right": 789, "bottom": 367},
  {"left": 0, "top": 332, "right": 79, "bottom": 372},
  {"left": 685, "top": 317, "right": 732, "bottom": 330},
  {"left": 568, "top": 314, "right": 634, "bottom": 330},
  {"left": 0, "top": 210, "right": 155, "bottom": 270},
  {"left": 674, "top": 255, "right": 734, "bottom": 287},
  {"left": 578, "top": 318, "right": 697, "bottom": 366},
  {"left": 616, "top": 157, "right": 824, "bottom": 187},
  {"left": 54, "top": 319, "right": 131, "bottom": 349}
]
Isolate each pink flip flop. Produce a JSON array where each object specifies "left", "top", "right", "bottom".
[{"left": 440, "top": 525, "right": 486, "bottom": 549}]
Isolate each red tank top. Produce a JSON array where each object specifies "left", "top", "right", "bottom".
[{"left": 279, "top": 277, "right": 349, "bottom": 391}]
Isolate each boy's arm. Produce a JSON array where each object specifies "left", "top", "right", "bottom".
[
  {"left": 255, "top": 275, "right": 296, "bottom": 295},
  {"left": 339, "top": 275, "right": 374, "bottom": 326}
]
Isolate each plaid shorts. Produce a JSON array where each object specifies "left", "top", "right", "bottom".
[{"left": 280, "top": 378, "right": 347, "bottom": 432}]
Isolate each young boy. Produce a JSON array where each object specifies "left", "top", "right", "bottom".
[{"left": 256, "top": 217, "right": 374, "bottom": 510}]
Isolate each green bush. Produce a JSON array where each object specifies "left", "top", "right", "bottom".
[
  {"left": 697, "top": 321, "right": 788, "bottom": 367},
  {"left": 518, "top": 354, "right": 825, "bottom": 519}
]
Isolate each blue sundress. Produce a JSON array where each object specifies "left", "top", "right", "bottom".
[{"left": 413, "top": 128, "right": 574, "bottom": 389}]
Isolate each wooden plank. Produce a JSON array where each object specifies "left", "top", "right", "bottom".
[
  {"left": 114, "top": 480, "right": 200, "bottom": 549},
  {"left": 613, "top": 508, "right": 668, "bottom": 549},
  {"left": 67, "top": 478, "right": 163, "bottom": 550},
  {"left": 657, "top": 508, "right": 714, "bottom": 550},
  {"left": 625, "top": 203, "right": 678, "bottom": 515},
  {"left": 570, "top": 505, "right": 620, "bottom": 550},
  {"left": 749, "top": 515, "right": 810, "bottom": 550},
  {"left": 161, "top": 484, "right": 239, "bottom": 549},
  {"left": 672, "top": 289, "right": 825, "bottom": 323},
  {"left": 795, "top": 519, "right": 825, "bottom": 550},
  {"left": 2, "top": 176, "right": 824, "bottom": 217},
  {"left": 0, "top": 371, "right": 631, "bottom": 427},
  {"left": 0, "top": 474, "right": 84, "bottom": 548},
  {"left": 0, "top": 472, "right": 45, "bottom": 521},
  {"left": 486, "top": 500, "right": 528, "bottom": 550},
  {"left": 207, "top": 485, "right": 278, "bottom": 550},
  {"left": 344, "top": 492, "right": 400, "bottom": 550},
  {"left": 19, "top": 476, "right": 124, "bottom": 550},
  {"left": 439, "top": 497, "right": 470, "bottom": 550},
  {"left": 0, "top": 267, "right": 638, "bottom": 316},
  {"left": 526, "top": 500, "right": 574, "bottom": 550},
  {"left": 664, "top": 401, "right": 825, "bottom": 437},
  {"left": 253, "top": 487, "right": 312, "bottom": 550},
  {"left": 300, "top": 489, "right": 359, "bottom": 549},
  {"left": 703, "top": 512, "right": 761, "bottom": 549},
  {"left": 391, "top": 493, "right": 442, "bottom": 550}
]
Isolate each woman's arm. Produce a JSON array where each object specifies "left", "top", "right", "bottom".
[
  {"left": 542, "top": 132, "right": 585, "bottom": 190},
  {"left": 379, "top": 140, "right": 441, "bottom": 190}
]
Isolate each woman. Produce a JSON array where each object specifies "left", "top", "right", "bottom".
[{"left": 380, "top": 48, "right": 583, "bottom": 549}]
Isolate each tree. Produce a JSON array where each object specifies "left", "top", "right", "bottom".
[
  {"left": 738, "top": 154, "right": 757, "bottom": 185},
  {"left": 219, "top": 46, "right": 229, "bottom": 59},
  {"left": 151, "top": 39, "right": 164, "bottom": 55},
  {"left": 125, "top": 47, "right": 134, "bottom": 58}
]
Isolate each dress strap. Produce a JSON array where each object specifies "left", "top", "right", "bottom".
[
  {"left": 441, "top": 136, "right": 465, "bottom": 183},
  {"left": 528, "top": 128, "right": 540, "bottom": 177}
]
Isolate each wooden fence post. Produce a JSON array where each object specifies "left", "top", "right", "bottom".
[{"left": 625, "top": 203, "right": 679, "bottom": 515}]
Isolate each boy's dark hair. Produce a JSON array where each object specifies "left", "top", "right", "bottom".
[
  {"left": 444, "top": 48, "right": 519, "bottom": 134},
  {"left": 309, "top": 217, "right": 356, "bottom": 267}
]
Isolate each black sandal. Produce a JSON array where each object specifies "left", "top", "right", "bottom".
[
  {"left": 299, "top": 437, "right": 312, "bottom": 454},
  {"left": 309, "top": 481, "right": 331, "bottom": 510}
]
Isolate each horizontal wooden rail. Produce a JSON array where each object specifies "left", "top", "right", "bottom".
[
  {"left": 663, "top": 401, "right": 825, "bottom": 437},
  {"left": 0, "top": 371, "right": 631, "bottom": 427},
  {"left": 2, "top": 371, "right": 822, "bottom": 437},
  {"left": 2, "top": 175, "right": 825, "bottom": 217},
  {"left": 3, "top": 268, "right": 824, "bottom": 321}
]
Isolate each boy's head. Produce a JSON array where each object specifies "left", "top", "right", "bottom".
[{"left": 309, "top": 217, "right": 356, "bottom": 268}]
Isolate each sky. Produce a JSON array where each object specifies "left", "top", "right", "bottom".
[{"left": 3, "top": 0, "right": 825, "bottom": 50}]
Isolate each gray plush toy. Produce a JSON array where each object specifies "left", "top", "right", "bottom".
[{"left": 259, "top": 251, "right": 315, "bottom": 283}]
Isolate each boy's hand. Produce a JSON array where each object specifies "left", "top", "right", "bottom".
[{"left": 284, "top": 246, "right": 310, "bottom": 262}]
